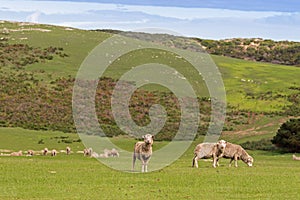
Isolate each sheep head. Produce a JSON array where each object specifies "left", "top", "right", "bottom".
[
  {"left": 217, "top": 140, "right": 227, "bottom": 150},
  {"left": 245, "top": 156, "right": 254, "bottom": 167},
  {"left": 143, "top": 134, "right": 154, "bottom": 145}
]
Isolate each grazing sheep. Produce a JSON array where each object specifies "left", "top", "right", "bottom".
[
  {"left": 51, "top": 149, "right": 57, "bottom": 156},
  {"left": 91, "top": 152, "right": 99, "bottom": 158},
  {"left": 83, "top": 148, "right": 93, "bottom": 157},
  {"left": 27, "top": 150, "right": 34, "bottom": 156},
  {"left": 292, "top": 154, "right": 300, "bottom": 161},
  {"left": 103, "top": 148, "right": 120, "bottom": 157},
  {"left": 132, "top": 134, "right": 154, "bottom": 172},
  {"left": 66, "top": 146, "right": 71, "bottom": 155},
  {"left": 43, "top": 148, "right": 48, "bottom": 156},
  {"left": 220, "top": 142, "right": 254, "bottom": 167},
  {"left": 110, "top": 148, "right": 119, "bottom": 157},
  {"left": 10, "top": 151, "right": 23, "bottom": 156},
  {"left": 192, "top": 140, "right": 227, "bottom": 168}
]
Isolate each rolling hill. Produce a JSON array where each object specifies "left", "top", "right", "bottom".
[{"left": 0, "top": 20, "right": 299, "bottom": 140}]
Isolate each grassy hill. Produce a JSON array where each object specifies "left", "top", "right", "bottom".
[
  {"left": 1, "top": 20, "right": 300, "bottom": 200},
  {"left": 0, "top": 20, "right": 300, "bottom": 140}
]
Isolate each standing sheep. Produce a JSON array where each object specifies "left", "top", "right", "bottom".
[
  {"left": 220, "top": 142, "right": 253, "bottom": 167},
  {"left": 27, "top": 150, "right": 34, "bottom": 156},
  {"left": 43, "top": 148, "right": 48, "bottom": 156},
  {"left": 66, "top": 146, "right": 71, "bottom": 155},
  {"left": 51, "top": 149, "right": 57, "bottom": 156},
  {"left": 83, "top": 148, "right": 93, "bottom": 157},
  {"left": 132, "top": 134, "right": 154, "bottom": 172},
  {"left": 192, "top": 140, "right": 227, "bottom": 168}
]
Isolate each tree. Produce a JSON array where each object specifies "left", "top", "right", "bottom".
[{"left": 272, "top": 118, "right": 300, "bottom": 152}]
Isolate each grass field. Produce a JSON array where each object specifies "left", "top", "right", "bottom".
[
  {"left": 1, "top": 21, "right": 300, "bottom": 199},
  {"left": 1, "top": 127, "right": 300, "bottom": 200}
]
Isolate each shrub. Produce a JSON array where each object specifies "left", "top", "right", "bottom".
[{"left": 271, "top": 118, "right": 300, "bottom": 152}]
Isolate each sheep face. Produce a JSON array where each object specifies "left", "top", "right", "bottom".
[
  {"left": 217, "top": 140, "right": 227, "bottom": 150},
  {"left": 246, "top": 156, "right": 254, "bottom": 167},
  {"left": 143, "top": 134, "right": 154, "bottom": 145}
]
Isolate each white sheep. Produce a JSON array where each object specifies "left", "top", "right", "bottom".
[
  {"left": 132, "top": 134, "right": 154, "bottom": 172},
  {"left": 192, "top": 140, "right": 227, "bottom": 168},
  {"left": 10, "top": 150, "right": 23, "bottom": 156},
  {"left": 42, "top": 148, "right": 48, "bottom": 156},
  {"left": 220, "top": 142, "right": 253, "bottom": 167},
  {"left": 83, "top": 148, "right": 93, "bottom": 157},
  {"left": 51, "top": 149, "right": 57, "bottom": 156},
  {"left": 292, "top": 154, "right": 300, "bottom": 161},
  {"left": 66, "top": 146, "right": 71, "bottom": 155},
  {"left": 27, "top": 150, "right": 34, "bottom": 156}
]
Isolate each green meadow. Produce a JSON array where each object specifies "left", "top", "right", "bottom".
[
  {"left": 1, "top": 128, "right": 300, "bottom": 199},
  {"left": 1, "top": 21, "right": 300, "bottom": 199}
]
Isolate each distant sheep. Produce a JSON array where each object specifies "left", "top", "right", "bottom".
[
  {"left": 91, "top": 152, "right": 99, "bottom": 158},
  {"left": 132, "top": 134, "right": 154, "bottom": 172},
  {"left": 83, "top": 148, "right": 93, "bottom": 157},
  {"left": 292, "top": 154, "right": 300, "bottom": 161},
  {"left": 27, "top": 150, "right": 34, "bottom": 156},
  {"left": 103, "top": 148, "right": 120, "bottom": 157},
  {"left": 66, "top": 146, "right": 71, "bottom": 155},
  {"left": 10, "top": 150, "right": 23, "bottom": 156},
  {"left": 192, "top": 140, "right": 227, "bottom": 168},
  {"left": 43, "top": 148, "right": 48, "bottom": 156},
  {"left": 51, "top": 149, "right": 57, "bottom": 156},
  {"left": 220, "top": 142, "right": 253, "bottom": 167}
]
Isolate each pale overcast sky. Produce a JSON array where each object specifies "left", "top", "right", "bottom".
[{"left": 1, "top": 0, "right": 300, "bottom": 41}]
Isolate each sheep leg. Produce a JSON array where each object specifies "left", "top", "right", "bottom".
[
  {"left": 192, "top": 155, "right": 198, "bottom": 168},
  {"left": 229, "top": 158, "right": 234, "bottom": 167},
  {"left": 144, "top": 163, "right": 148, "bottom": 173},
  {"left": 141, "top": 161, "right": 145, "bottom": 172},
  {"left": 212, "top": 154, "right": 217, "bottom": 168},
  {"left": 193, "top": 156, "right": 199, "bottom": 168},
  {"left": 234, "top": 155, "right": 237, "bottom": 167},
  {"left": 132, "top": 153, "right": 136, "bottom": 172},
  {"left": 216, "top": 157, "right": 220, "bottom": 167}
]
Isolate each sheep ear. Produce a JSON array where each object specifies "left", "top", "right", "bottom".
[
  {"left": 152, "top": 135, "right": 154, "bottom": 139},
  {"left": 142, "top": 135, "right": 145, "bottom": 139}
]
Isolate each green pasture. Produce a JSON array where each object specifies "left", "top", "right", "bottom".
[
  {"left": 1, "top": 128, "right": 300, "bottom": 199},
  {"left": 2, "top": 21, "right": 300, "bottom": 112}
]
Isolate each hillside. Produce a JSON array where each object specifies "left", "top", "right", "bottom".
[
  {"left": 100, "top": 29, "right": 300, "bottom": 66},
  {"left": 196, "top": 38, "right": 300, "bottom": 66},
  {"left": 0, "top": 21, "right": 300, "bottom": 140}
]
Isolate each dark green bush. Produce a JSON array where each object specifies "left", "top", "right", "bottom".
[{"left": 272, "top": 118, "right": 300, "bottom": 152}]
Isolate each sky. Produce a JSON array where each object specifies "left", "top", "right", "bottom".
[{"left": 1, "top": 0, "right": 300, "bottom": 41}]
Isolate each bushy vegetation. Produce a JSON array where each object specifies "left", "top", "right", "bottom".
[
  {"left": 196, "top": 38, "right": 300, "bottom": 66},
  {"left": 0, "top": 41, "right": 67, "bottom": 69},
  {"left": 272, "top": 118, "right": 300, "bottom": 152},
  {"left": 241, "top": 139, "right": 276, "bottom": 151}
]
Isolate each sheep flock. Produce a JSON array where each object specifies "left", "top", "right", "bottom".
[{"left": 2, "top": 134, "right": 277, "bottom": 173}]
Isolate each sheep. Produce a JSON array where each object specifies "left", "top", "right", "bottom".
[
  {"left": 10, "top": 150, "right": 23, "bottom": 156},
  {"left": 51, "top": 149, "right": 57, "bottom": 156},
  {"left": 292, "top": 154, "right": 300, "bottom": 161},
  {"left": 27, "top": 150, "right": 34, "bottom": 156},
  {"left": 103, "top": 148, "right": 120, "bottom": 157},
  {"left": 132, "top": 134, "right": 154, "bottom": 172},
  {"left": 91, "top": 152, "right": 99, "bottom": 158},
  {"left": 110, "top": 148, "right": 119, "bottom": 157},
  {"left": 192, "top": 140, "right": 227, "bottom": 168},
  {"left": 219, "top": 142, "right": 254, "bottom": 167},
  {"left": 66, "top": 146, "right": 71, "bottom": 155},
  {"left": 43, "top": 148, "right": 48, "bottom": 156},
  {"left": 83, "top": 148, "right": 93, "bottom": 157}
]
